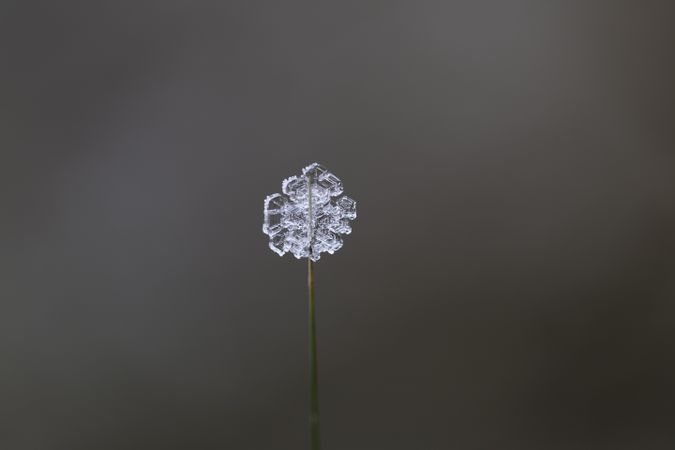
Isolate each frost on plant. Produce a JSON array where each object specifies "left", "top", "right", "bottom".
[{"left": 263, "top": 163, "right": 357, "bottom": 261}]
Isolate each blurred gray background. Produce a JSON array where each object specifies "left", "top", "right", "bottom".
[{"left": 2, "top": 1, "right": 675, "bottom": 449}]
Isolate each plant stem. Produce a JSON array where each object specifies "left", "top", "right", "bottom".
[
  {"left": 307, "top": 172, "right": 320, "bottom": 450},
  {"left": 308, "top": 257, "right": 320, "bottom": 450}
]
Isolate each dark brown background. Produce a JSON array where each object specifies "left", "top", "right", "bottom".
[{"left": 2, "top": 1, "right": 675, "bottom": 449}]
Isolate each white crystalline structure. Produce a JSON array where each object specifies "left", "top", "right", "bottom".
[{"left": 263, "top": 163, "right": 357, "bottom": 261}]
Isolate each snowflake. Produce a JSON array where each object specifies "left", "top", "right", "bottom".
[{"left": 263, "top": 163, "right": 357, "bottom": 261}]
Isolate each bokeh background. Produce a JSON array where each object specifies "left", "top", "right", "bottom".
[{"left": 2, "top": 2, "right": 675, "bottom": 449}]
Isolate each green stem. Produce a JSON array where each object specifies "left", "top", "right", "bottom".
[
  {"left": 307, "top": 172, "right": 320, "bottom": 450},
  {"left": 308, "top": 257, "right": 320, "bottom": 450}
]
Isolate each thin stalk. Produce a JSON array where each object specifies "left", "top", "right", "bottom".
[
  {"left": 307, "top": 174, "right": 320, "bottom": 450},
  {"left": 308, "top": 257, "right": 319, "bottom": 449}
]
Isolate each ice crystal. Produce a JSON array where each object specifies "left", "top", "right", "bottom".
[{"left": 263, "top": 163, "right": 357, "bottom": 261}]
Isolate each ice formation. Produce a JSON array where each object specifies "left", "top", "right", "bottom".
[{"left": 263, "top": 163, "right": 357, "bottom": 261}]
